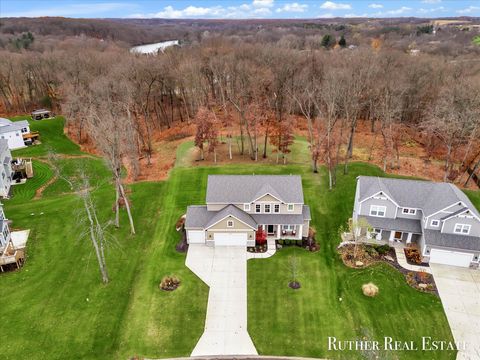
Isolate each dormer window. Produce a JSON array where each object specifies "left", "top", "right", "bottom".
[
  {"left": 264, "top": 204, "right": 271, "bottom": 213},
  {"left": 454, "top": 224, "right": 471, "bottom": 235},
  {"left": 244, "top": 203, "right": 251, "bottom": 212},
  {"left": 287, "top": 204, "right": 294, "bottom": 212},
  {"left": 255, "top": 204, "right": 261, "bottom": 213},
  {"left": 430, "top": 220, "right": 440, "bottom": 227},
  {"left": 402, "top": 208, "right": 416, "bottom": 215},
  {"left": 227, "top": 220, "right": 234, "bottom": 228},
  {"left": 274, "top": 204, "right": 280, "bottom": 213}
]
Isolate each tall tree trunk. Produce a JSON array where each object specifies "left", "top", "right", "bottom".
[
  {"left": 464, "top": 157, "right": 480, "bottom": 187},
  {"left": 118, "top": 179, "right": 136, "bottom": 235},
  {"left": 444, "top": 144, "right": 452, "bottom": 182},
  {"left": 263, "top": 125, "right": 269, "bottom": 159},
  {"left": 83, "top": 195, "right": 109, "bottom": 284},
  {"left": 114, "top": 181, "right": 120, "bottom": 228},
  {"left": 228, "top": 137, "right": 232, "bottom": 160}
]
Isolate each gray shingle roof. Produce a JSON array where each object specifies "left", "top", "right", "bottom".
[
  {"left": 204, "top": 204, "right": 257, "bottom": 229},
  {"left": 0, "top": 120, "right": 29, "bottom": 134},
  {"left": 359, "top": 215, "right": 422, "bottom": 234},
  {"left": 185, "top": 205, "right": 311, "bottom": 229},
  {"left": 357, "top": 176, "right": 479, "bottom": 217},
  {"left": 185, "top": 206, "right": 212, "bottom": 228},
  {"left": 424, "top": 229, "right": 480, "bottom": 251},
  {"left": 206, "top": 175, "right": 304, "bottom": 204},
  {"left": 440, "top": 207, "right": 469, "bottom": 221}
]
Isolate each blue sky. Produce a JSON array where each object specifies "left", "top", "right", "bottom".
[{"left": 1, "top": 0, "right": 479, "bottom": 19}]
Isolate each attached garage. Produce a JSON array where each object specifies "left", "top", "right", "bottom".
[
  {"left": 187, "top": 230, "right": 205, "bottom": 244},
  {"left": 213, "top": 232, "right": 248, "bottom": 246},
  {"left": 429, "top": 248, "right": 473, "bottom": 268}
]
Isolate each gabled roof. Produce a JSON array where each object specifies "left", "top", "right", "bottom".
[
  {"left": 440, "top": 207, "right": 469, "bottom": 221},
  {"left": 0, "top": 120, "right": 29, "bottom": 134},
  {"left": 205, "top": 204, "right": 257, "bottom": 229},
  {"left": 253, "top": 183, "right": 283, "bottom": 202},
  {"left": 359, "top": 215, "right": 422, "bottom": 234},
  {"left": 357, "top": 176, "right": 480, "bottom": 218},
  {"left": 206, "top": 175, "right": 304, "bottom": 204}
]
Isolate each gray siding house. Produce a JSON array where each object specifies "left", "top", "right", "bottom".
[
  {"left": 0, "top": 139, "right": 13, "bottom": 198},
  {"left": 185, "top": 175, "right": 311, "bottom": 247},
  {"left": 353, "top": 176, "right": 480, "bottom": 268}
]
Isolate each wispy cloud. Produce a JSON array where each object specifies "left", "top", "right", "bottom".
[
  {"left": 252, "top": 0, "right": 274, "bottom": 8},
  {"left": 368, "top": 3, "right": 383, "bottom": 9},
  {"left": 319, "top": 2, "right": 351, "bottom": 11},
  {"left": 421, "top": 0, "right": 442, "bottom": 4},
  {"left": 130, "top": 0, "right": 277, "bottom": 19},
  {"left": 456, "top": 6, "right": 480, "bottom": 14},
  {"left": 276, "top": 3, "right": 308, "bottom": 13},
  {"left": 2, "top": 2, "right": 136, "bottom": 17}
]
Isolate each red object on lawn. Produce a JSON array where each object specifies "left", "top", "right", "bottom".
[{"left": 256, "top": 228, "right": 267, "bottom": 245}]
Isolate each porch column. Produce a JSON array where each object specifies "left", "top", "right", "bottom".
[
  {"left": 297, "top": 225, "right": 303, "bottom": 239},
  {"left": 388, "top": 231, "right": 395, "bottom": 242},
  {"left": 277, "top": 224, "right": 281, "bottom": 238},
  {"left": 406, "top": 232, "right": 412, "bottom": 244}
]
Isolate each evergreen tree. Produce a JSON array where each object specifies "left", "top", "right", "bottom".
[
  {"left": 321, "top": 34, "right": 332, "bottom": 48},
  {"left": 338, "top": 35, "right": 347, "bottom": 48}
]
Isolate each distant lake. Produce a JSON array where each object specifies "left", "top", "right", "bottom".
[{"left": 130, "top": 40, "right": 179, "bottom": 55}]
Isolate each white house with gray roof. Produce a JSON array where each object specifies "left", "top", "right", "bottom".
[
  {"left": 185, "top": 175, "right": 311, "bottom": 247},
  {"left": 353, "top": 176, "right": 480, "bottom": 268},
  {"left": 0, "top": 118, "right": 30, "bottom": 150}
]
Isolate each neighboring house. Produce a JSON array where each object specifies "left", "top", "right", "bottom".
[
  {"left": 31, "top": 109, "right": 51, "bottom": 120},
  {"left": 0, "top": 118, "right": 31, "bottom": 150},
  {"left": 0, "top": 139, "right": 13, "bottom": 198},
  {"left": 185, "top": 175, "right": 311, "bottom": 247},
  {"left": 353, "top": 176, "right": 480, "bottom": 268},
  {"left": 0, "top": 204, "right": 11, "bottom": 249}
]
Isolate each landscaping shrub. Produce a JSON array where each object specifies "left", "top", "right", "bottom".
[
  {"left": 404, "top": 248, "right": 422, "bottom": 264},
  {"left": 365, "top": 246, "right": 378, "bottom": 257},
  {"left": 362, "top": 283, "right": 379, "bottom": 297},
  {"left": 374, "top": 244, "right": 390, "bottom": 255},
  {"left": 159, "top": 276, "right": 180, "bottom": 291}
]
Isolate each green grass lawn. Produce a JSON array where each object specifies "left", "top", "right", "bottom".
[
  {"left": 10, "top": 115, "right": 81, "bottom": 157},
  {"left": 0, "top": 121, "right": 475, "bottom": 359}
]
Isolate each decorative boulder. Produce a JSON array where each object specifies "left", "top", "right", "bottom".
[
  {"left": 418, "top": 283, "right": 428, "bottom": 289},
  {"left": 384, "top": 255, "right": 394, "bottom": 262},
  {"left": 355, "top": 261, "right": 364, "bottom": 267},
  {"left": 362, "top": 283, "right": 379, "bottom": 297}
]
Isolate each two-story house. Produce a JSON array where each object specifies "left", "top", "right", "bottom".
[
  {"left": 0, "top": 117, "right": 31, "bottom": 150},
  {"left": 185, "top": 175, "right": 311, "bottom": 246},
  {"left": 0, "top": 139, "right": 13, "bottom": 198},
  {"left": 353, "top": 176, "right": 480, "bottom": 268}
]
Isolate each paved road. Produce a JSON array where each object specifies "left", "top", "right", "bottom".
[
  {"left": 430, "top": 264, "right": 480, "bottom": 360},
  {"left": 186, "top": 245, "right": 258, "bottom": 356}
]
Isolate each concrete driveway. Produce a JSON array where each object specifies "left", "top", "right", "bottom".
[
  {"left": 430, "top": 264, "right": 480, "bottom": 360},
  {"left": 186, "top": 244, "right": 258, "bottom": 356}
]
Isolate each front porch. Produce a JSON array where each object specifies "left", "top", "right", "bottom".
[{"left": 258, "top": 224, "right": 302, "bottom": 240}]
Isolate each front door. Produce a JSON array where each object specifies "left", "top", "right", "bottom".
[
  {"left": 267, "top": 225, "right": 275, "bottom": 235},
  {"left": 394, "top": 231, "right": 402, "bottom": 242}
]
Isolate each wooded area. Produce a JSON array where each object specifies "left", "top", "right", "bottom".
[{"left": 0, "top": 19, "right": 479, "bottom": 190}]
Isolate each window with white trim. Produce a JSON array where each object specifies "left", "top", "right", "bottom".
[
  {"left": 255, "top": 204, "right": 261, "bottom": 213},
  {"left": 264, "top": 204, "right": 271, "bottom": 213},
  {"left": 227, "top": 220, "right": 234, "bottom": 228},
  {"left": 287, "top": 204, "right": 294, "bottom": 212},
  {"left": 274, "top": 204, "right": 280, "bottom": 213},
  {"left": 402, "top": 208, "right": 416, "bottom": 215},
  {"left": 430, "top": 219, "right": 440, "bottom": 227},
  {"left": 370, "top": 205, "right": 386, "bottom": 217},
  {"left": 454, "top": 223, "right": 471, "bottom": 235},
  {"left": 244, "top": 203, "right": 251, "bottom": 212}
]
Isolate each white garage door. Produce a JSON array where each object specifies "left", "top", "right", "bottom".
[
  {"left": 187, "top": 230, "right": 205, "bottom": 244},
  {"left": 213, "top": 233, "right": 247, "bottom": 246},
  {"left": 430, "top": 249, "right": 473, "bottom": 268}
]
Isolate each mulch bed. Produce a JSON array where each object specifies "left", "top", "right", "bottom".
[
  {"left": 248, "top": 244, "right": 267, "bottom": 253},
  {"left": 159, "top": 276, "right": 181, "bottom": 291},
  {"left": 339, "top": 243, "right": 438, "bottom": 296},
  {"left": 175, "top": 229, "right": 188, "bottom": 253}
]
